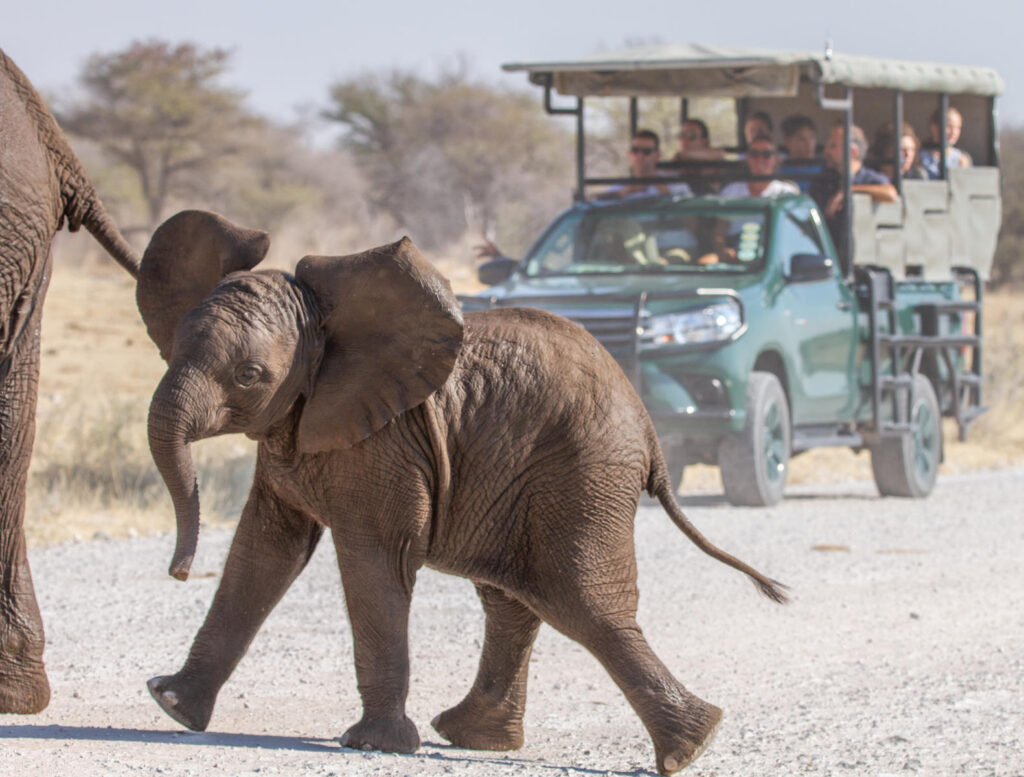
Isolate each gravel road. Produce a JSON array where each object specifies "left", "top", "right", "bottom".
[{"left": 3, "top": 469, "right": 1023, "bottom": 777}]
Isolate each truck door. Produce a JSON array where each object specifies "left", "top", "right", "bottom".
[{"left": 774, "top": 201, "right": 859, "bottom": 424}]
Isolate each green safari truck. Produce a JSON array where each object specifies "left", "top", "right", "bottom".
[{"left": 462, "top": 44, "right": 1000, "bottom": 506}]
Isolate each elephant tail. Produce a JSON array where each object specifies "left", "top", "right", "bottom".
[
  {"left": 77, "top": 200, "right": 141, "bottom": 278},
  {"left": 55, "top": 152, "right": 141, "bottom": 278},
  {"left": 0, "top": 47, "right": 140, "bottom": 278},
  {"left": 646, "top": 448, "right": 789, "bottom": 604}
]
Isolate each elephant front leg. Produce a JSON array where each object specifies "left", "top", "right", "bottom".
[
  {"left": 334, "top": 537, "right": 420, "bottom": 754},
  {"left": 148, "top": 487, "right": 323, "bottom": 730},
  {"left": 432, "top": 584, "right": 540, "bottom": 750}
]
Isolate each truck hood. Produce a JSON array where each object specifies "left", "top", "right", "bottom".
[{"left": 479, "top": 270, "right": 764, "bottom": 300}]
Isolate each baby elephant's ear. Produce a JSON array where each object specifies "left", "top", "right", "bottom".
[
  {"left": 137, "top": 210, "right": 270, "bottom": 362},
  {"left": 294, "top": 237, "right": 464, "bottom": 454}
]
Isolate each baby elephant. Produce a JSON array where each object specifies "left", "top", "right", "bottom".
[{"left": 136, "top": 210, "right": 786, "bottom": 775}]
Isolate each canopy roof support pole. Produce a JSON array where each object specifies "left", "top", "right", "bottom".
[
  {"left": 576, "top": 98, "right": 585, "bottom": 201},
  {"left": 540, "top": 75, "right": 587, "bottom": 201},
  {"left": 939, "top": 93, "right": 950, "bottom": 179},
  {"left": 737, "top": 97, "right": 749, "bottom": 149},
  {"left": 894, "top": 91, "right": 904, "bottom": 193},
  {"left": 629, "top": 97, "right": 638, "bottom": 136},
  {"left": 817, "top": 84, "right": 854, "bottom": 278},
  {"left": 989, "top": 97, "right": 999, "bottom": 167},
  {"left": 842, "top": 102, "right": 853, "bottom": 277}
]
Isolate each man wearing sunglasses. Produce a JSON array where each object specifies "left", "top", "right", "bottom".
[
  {"left": 602, "top": 129, "right": 692, "bottom": 200},
  {"left": 718, "top": 135, "right": 798, "bottom": 198}
]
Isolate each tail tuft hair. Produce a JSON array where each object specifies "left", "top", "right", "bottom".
[
  {"left": 753, "top": 578, "right": 790, "bottom": 604},
  {"left": 651, "top": 467, "right": 790, "bottom": 606}
]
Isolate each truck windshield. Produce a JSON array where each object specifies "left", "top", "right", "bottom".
[{"left": 523, "top": 204, "right": 769, "bottom": 277}]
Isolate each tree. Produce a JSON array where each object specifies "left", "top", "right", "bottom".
[
  {"left": 323, "top": 66, "right": 574, "bottom": 252},
  {"left": 57, "top": 40, "right": 260, "bottom": 231},
  {"left": 197, "top": 120, "right": 370, "bottom": 238}
]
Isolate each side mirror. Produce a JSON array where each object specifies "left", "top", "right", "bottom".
[
  {"left": 478, "top": 257, "right": 519, "bottom": 286},
  {"left": 787, "top": 253, "right": 834, "bottom": 283}
]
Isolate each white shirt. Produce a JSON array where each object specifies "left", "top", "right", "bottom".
[{"left": 719, "top": 179, "right": 799, "bottom": 198}]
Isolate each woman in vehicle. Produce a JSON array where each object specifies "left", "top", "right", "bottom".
[{"left": 920, "top": 106, "right": 972, "bottom": 178}]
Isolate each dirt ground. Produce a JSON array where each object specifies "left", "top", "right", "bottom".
[{"left": 2, "top": 469, "right": 1022, "bottom": 777}]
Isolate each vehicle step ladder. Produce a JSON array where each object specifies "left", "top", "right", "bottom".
[{"left": 855, "top": 265, "right": 985, "bottom": 442}]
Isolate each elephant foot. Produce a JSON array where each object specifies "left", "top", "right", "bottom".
[
  {"left": 147, "top": 674, "right": 216, "bottom": 731},
  {"left": 0, "top": 667, "right": 51, "bottom": 714},
  {"left": 431, "top": 696, "right": 525, "bottom": 751},
  {"left": 650, "top": 698, "right": 722, "bottom": 775},
  {"left": 339, "top": 714, "right": 420, "bottom": 754},
  {"left": 0, "top": 620, "right": 50, "bottom": 714}
]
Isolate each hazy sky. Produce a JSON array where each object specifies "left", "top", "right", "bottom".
[{"left": 5, "top": 0, "right": 1020, "bottom": 127}]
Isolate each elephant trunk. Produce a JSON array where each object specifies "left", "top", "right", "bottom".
[{"left": 148, "top": 369, "right": 217, "bottom": 581}]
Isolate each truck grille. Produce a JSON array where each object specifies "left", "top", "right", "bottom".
[
  {"left": 550, "top": 307, "right": 639, "bottom": 359},
  {"left": 459, "top": 296, "right": 641, "bottom": 362},
  {"left": 458, "top": 288, "right": 745, "bottom": 372}
]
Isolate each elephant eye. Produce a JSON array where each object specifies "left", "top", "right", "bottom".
[{"left": 233, "top": 363, "right": 264, "bottom": 388}]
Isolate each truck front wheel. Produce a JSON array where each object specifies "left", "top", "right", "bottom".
[
  {"left": 870, "top": 374, "right": 942, "bottom": 498},
  {"left": 718, "top": 372, "right": 791, "bottom": 507}
]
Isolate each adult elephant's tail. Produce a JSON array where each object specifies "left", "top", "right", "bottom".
[
  {"left": 0, "top": 47, "right": 140, "bottom": 278},
  {"left": 645, "top": 442, "right": 789, "bottom": 604}
]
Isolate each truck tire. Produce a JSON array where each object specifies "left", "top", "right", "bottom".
[
  {"left": 718, "top": 372, "right": 791, "bottom": 507},
  {"left": 870, "top": 374, "right": 941, "bottom": 498}
]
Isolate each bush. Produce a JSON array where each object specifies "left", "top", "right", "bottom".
[{"left": 28, "top": 394, "right": 255, "bottom": 542}]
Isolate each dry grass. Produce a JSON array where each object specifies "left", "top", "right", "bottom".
[{"left": 23, "top": 242, "right": 1024, "bottom": 546}]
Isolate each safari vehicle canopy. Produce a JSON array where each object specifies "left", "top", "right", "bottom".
[{"left": 503, "top": 42, "right": 1003, "bottom": 283}]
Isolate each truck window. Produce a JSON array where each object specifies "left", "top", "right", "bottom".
[
  {"left": 776, "top": 204, "right": 832, "bottom": 277},
  {"left": 524, "top": 206, "right": 768, "bottom": 276}
]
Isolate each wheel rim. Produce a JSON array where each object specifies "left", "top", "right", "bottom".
[
  {"left": 762, "top": 400, "right": 787, "bottom": 484},
  {"left": 911, "top": 397, "right": 938, "bottom": 481}
]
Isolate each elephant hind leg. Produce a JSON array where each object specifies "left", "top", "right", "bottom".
[
  {"left": 431, "top": 584, "right": 540, "bottom": 751},
  {"left": 534, "top": 594, "right": 721, "bottom": 775},
  {"left": 0, "top": 332, "right": 51, "bottom": 715}
]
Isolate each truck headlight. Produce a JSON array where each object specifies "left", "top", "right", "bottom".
[{"left": 639, "top": 301, "right": 742, "bottom": 349}]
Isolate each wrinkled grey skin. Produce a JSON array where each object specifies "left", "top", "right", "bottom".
[
  {"left": 0, "top": 48, "right": 139, "bottom": 714},
  {"left": 137, "top": 210, "right": 786, "bottom": 776}
]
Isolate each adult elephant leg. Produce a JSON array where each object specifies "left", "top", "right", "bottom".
[
  {"left": 0, "top": 267, "right": 52, "bottom": 715},
  {"left": 334, "top": 536, "right": 422, "bottom": 754},
  {"left": 147, "top": 483, "right": 323, "bottom": 731},
  {"left": 432, "top": 583, "right": 541, "bottom": 750},
  {"left": 0, "top": 408, "right": 49, "bottom": 714}
]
